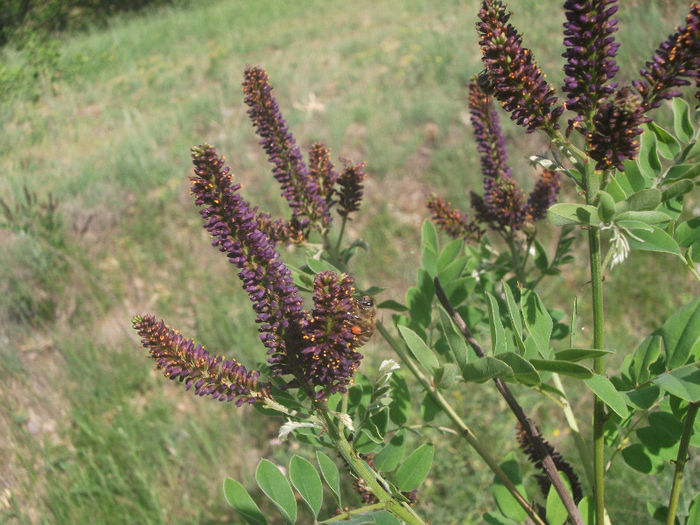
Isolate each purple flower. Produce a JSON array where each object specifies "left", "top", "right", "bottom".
[
  {"left": 427, "top": 194, "right": 484, "bottom": 242},
  {"left": 255, "top": 211, "right": 305, "bottom": 245},
  {"left": 482, "top": 175, "right": 527, "bottom": 230},
  {"left": 633, "top": 3, "right": 700, "bottom": 111},
  {"left": 243, "top": 66, "right": 331, "bottom": 232},
  {"left": 132, "top": 315, "right": 270, "bottom": 406},
  {"left": 189, "top": 144, "right": 308, "bottom": 375},
  {"left": 525, "top": 169, "right": 561, "bottom": 222},
  {"left": 309, "top": 142, "right": 338, "bottom": 205},
  {"left": 562, "top": 0, "right": 620, "bottom": 128},
  {"left": 468, "top": 81, "right": 511, "bottom": 179},
  {"left": 477, "top": 0, "right": 564, "bottom": 132},
  {"left": 336, "top": 160, "right": 366, "bottom": 218},
  {"left": 586, "top": 86, "right": 647, "bottom": 171},
  {"left": 300, "top": 271, "right": 364, "bottom": 394}
]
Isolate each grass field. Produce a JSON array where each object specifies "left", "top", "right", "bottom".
[{"left": 1, "top": 0, "right": 698, "bottom": 523}]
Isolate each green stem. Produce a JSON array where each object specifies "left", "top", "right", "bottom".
[
  {"left": 584, "top": 162, "right": 606, "bottom": 525},
  {"left": 505, "top": 231, "right": 526, "bottom": 284},
  {"left": 316, "top": 409, "right": 426, "bottom": 525},
  {"left": 377, "top": 321, "right": 547, "bottom": 525},
  {"left": 665, "top": 402, "right": 699, "bottom": 525},
  {"left": 335, "top": 216, "right": 348, "bottom": 255},
  {"left": 551, "top": 373, "right": 594, "bottom": 489},
  {"left": 320, "top": 502, "right": 386, "bottom": 522}
]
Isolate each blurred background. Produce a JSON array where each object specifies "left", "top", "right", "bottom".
[{"left": 1, "top": 0, "right": 697, "bottom": 523}]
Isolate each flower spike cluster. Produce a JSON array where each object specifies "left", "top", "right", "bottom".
[
  {"left": 427, "top": 194, "right": 483, "bottom": 242},
  {"left": 429, "top": 80, "right": 561, "bottom": 237},
  {"left": 633, "top": 3, "right": 700, "bottom": 111},
  {"left": 586, "top": 86, "right": 647, "bottom": 171},
  {"left": 477, "top": 0, "right": 564, "bottom": 133},
  {"left": 336, "top": 160, "right": 367, "bottom": 218},
  {"left": 243, "top": 66, "right": 331, "bottom": 234},
  {"left": 134, "top": 145, "right": 368, "bottom": 400},
  {"left": 133, "top": 315, "right": 270, "bottom": 406},
  {"left": 189, "top": 144, "right": 307, "bottom": 373},
  {"left": 300, "top": 271, "right": 365, "bottom": 395},
  {"left": 562, "top": 0, "right": 620, "bottom": 128}
]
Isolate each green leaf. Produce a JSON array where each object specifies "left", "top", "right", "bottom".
[
  {"left": 498, "top": 352, "right": 540, "bottom": 386},
  {"left": 625, "top": 385, "right": 661, "bottom": 410},
  {"left": 627, "top": 226, "right": 682, "bottom": 257},
  {"left": 652, "top": 365, "right": 700, "bottom": 402},
  {"left": 255, "top": 459, "right": 297, "bottom": 525},
  {"left": 555, "top": 348, "right": 615, "bottom": 362},
  {"left": 529, "top": 359, "right": 593, "bottom": 379},
  {"left": 398, "top": 325, "right": 440, "bottom": 372},
  {"left": 675, "top": 217, "right": 700, "bottom": 247},
  {"left": 395, "top": 444, "right": 435, "bottom": 491},
  {"left": 389, "top": 372, "right": 411, "bottom": 426},
  {"left": 629, "top": 334, "right": 662, "bottom": 384},
  {"left": 622, "top": 443, "right": 664, "bottom": 474},
  {"left": 377, "top": 299, "right": 408, "bottom": 312},
  {"left": 486, "top": 292, "right": 508, "bottom": 354},
  {"left": 639, "top": 126, "right": 662, "bottom": 178},
  {"left": 438, "top": 256, "right": 468, "bottom": 285},
  {"left": 492, "top": 453, "right": 528, "bottom": 522},
  {"left": 623, "top": 159, "right": 654, "bottom": 191},
  {"left": 605, "top": 176, "right": 628, "bottom": 201},
  {"left": 660, "top": 297, "right": 700, "bottom": 369},
  {"left": 597, "top": 190, "right": 616, "bottom": 224},
  {"left": 373, "top": 430, "right": 406, "bottom": 472},
  {"left": 617, "top": 188, "right": 662, "bottom": 212},
  {"left": 649, "top": 121, "right": 681, "bottom": 159},
  {"left": 545, "top": 475, "right": 571, "bottom": 525},
  {"left": 483, "top": 512, "right": 520, "bottom": 525},
  {"left": 316, "top": 451, "right": 342, "bottom": 508},
  {"left": 437, "top": 238, "right": 463, "bottom": 271},
  {"left": 289, "top": 456, "right": 323, "bottom": 520},
  {"left": 420, "top": 392, "right": 442, "bottom": 422},
  {"left": 577, "top": 496, "right": 595, "bottom": 525},
  {"left": 534, "top": 239, "right": 549, "bottom": 270},
  {"left": 665, "top": 163, "right": 700, "bottom": 182},
  {"left": 584, "top": 375, "right": 629, "bottom": 418},
  {"left": 223, "top": 478, "right": 267, "bottom": 525},
  {"left": 462, "top": 356, "right": 514, "bottom": 382},
  {"left": 438, "top": 306, "right": 468, "bottom": 370},
  {"left": 547, "top": 203, "right": 600, "bottom": 226},
  {"left": 687, "top": 491, "right": 700, "bottom": 525},
  {"left": 661, "top": 180, "right": 693, "bottom": 203},
  {"left": 503, "top": 284, "right": 523, "bottom": 347},
  {"left": 405, "top": 286, "right": 431, "bottom": 329},
  {"left": 616, "top": 210, "right": 671, "bottom": 225},
  {"left": 521, "top": 290, "right": 553, "bottom": 358},
  {"left": 672, "top": 97, "right": 694, "bottom": 143},
  {"left": 421, "top": 220, "right": 439, "bottom": 277},
  {"left": 306, "top": 257, "right": 343, "bottom": 276}
]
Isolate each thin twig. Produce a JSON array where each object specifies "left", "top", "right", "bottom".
[{"left": 434, "top": 277, "right": 584, "bottom": 525}]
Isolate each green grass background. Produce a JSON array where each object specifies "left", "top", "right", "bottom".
[{"left": 1, "top": 0, "right": 698, "bottom": 523}]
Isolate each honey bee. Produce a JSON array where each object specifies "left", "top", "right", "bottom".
[
  {"left": 476, "top": 69, "right": 495, "bottom": 95},
  {"left": 350, "top": 295, "right": 377, "bottom": 346}
]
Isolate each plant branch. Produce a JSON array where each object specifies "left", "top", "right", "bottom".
[
  {"left": 665, "top": 402, "right": 699, "bottom": 525},
  {"left": 377, "top": 321, "right": 548, "bottom": 525},
  {"left": 434, "top": 277, "right": 584, "bottom": 525}
]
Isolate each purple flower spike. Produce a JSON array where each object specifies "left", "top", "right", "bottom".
[
  {"left": 468, "top": 81, "right": 511, "bottom": 179},
  {"left": 477, "top": 0, "right": 564, "bottom": 133},
  {"left": 189, "top": 144, "right": 308, "bottom": 374},
  {"left": 309, "top": 142, "right": 338, "bottom": 205},
  {"left": 133, "top": 315, "right": 270, "bottom": 406},
  {"left": 300, "top": 271, "right": 364, "bottom": 395},
  {"left": 337, "top": 160, "right": 366, "bottom": 218},
  {"left": 525, "top": 170, "right": 561, "bottom": 222},
  {"left": 587, "top": 86, "right": 647, "bottom": 171},
  {"left": 562, "top": 0, "right": 620, "bottom": 128},
  {"left": 243, "top": 66, "right": 331, "bottom": 231},
  {"left": 482, "top": 176, "right": 527, "bottom": 230},
  {"left": 427, "top": 194, "right": 484, "bottom": 242},
  {"left": 633, "top": 3, "right": 700, "bottom": 111}
]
